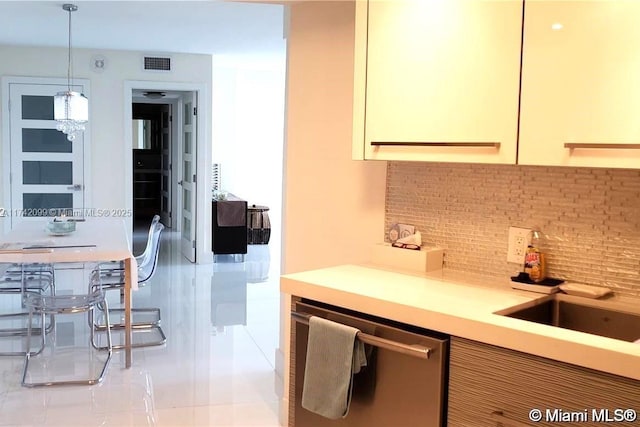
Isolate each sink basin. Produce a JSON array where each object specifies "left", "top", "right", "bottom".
[{"left": 496, "top": 294, "right": 640, "bottom": 342}]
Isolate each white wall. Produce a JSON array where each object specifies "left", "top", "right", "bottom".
[
  {"left": 0, "top": 44, "right": 212, "bottom": 249},
  {"left": 212, "top": 53, "right": 286, "bottom": 257},
  {"left": 279, "top": 1, "right": 388, "bottom": 424},
  {"left": 282, "top": 3, "right": 387, "bottom": 274}
]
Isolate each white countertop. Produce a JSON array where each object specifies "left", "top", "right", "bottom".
[{"left": 281, "top": 264, "right": 640, "bottom": 381}]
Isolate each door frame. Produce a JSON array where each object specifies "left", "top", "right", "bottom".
[
  {"left": 159, "top": 103, "right": 173, "bottom": 227},
  {"left": 177, "top": 90, "right": 198, "bottom": 262},
  {"left": 1, "top": 76, "right": 93, "bottom": 234},
  {"left": 124, "top": 81, "right": 210, "bottom": 263}
]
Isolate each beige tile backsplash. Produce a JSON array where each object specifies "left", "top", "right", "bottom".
[{"left": 385, "top": 162, "right": 640, "bottom": 298}]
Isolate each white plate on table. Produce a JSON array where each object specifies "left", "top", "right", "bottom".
[
  {"left": 46, "top": 230, "right": 75, "bottom": 236},
  {"left": 45, "top": 220, "right": 76, "bottom": 236}
]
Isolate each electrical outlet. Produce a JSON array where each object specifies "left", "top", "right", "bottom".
[{"left": 507, "top": 226, "right": 531, "bottom": 264}]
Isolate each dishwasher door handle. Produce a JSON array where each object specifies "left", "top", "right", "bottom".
[{"left": 291, "top": 312, "right": 432, "bottom": 360}]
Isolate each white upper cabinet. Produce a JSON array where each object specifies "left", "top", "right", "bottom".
[
  {"left": 353, "top": 0, "right": 523, "bottom": 163},
  {"left": 519, "top": 0, "right": 640, "bottom": 168}
]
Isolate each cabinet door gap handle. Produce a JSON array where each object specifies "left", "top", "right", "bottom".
[
  {"left": 565, "top": 143, "right": 640, "bottom": 150},
  {"left": 371, "top": 141, "right": 501, "bottom": 148}
]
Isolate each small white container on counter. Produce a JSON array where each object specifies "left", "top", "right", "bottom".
[{"left": 370, "top": 243, "right": 444, "bottom": 273}]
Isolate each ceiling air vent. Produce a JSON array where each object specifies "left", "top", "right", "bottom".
[{"left": 143, "top": 56, "right": 171, "bottom": 72}]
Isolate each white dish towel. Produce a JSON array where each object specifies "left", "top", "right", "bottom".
[{"left": 301, "top": 316, "right": 367, "bottom": 419}]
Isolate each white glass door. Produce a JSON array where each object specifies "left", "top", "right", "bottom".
[
  {"left": 180, "top": 92, "right": 197, "bottom": 262},
  {"left": 8, "top": 82, "right": 85, "bottom": 228}
]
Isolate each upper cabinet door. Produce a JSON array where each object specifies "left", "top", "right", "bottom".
[
  {"left": 353, "top": 0, "right": 523, "bottom": 163},
  {"left": 519, "top": 1, "right": 640, "bottom": 168}
]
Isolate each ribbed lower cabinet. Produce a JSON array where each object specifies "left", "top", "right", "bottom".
[{"left": 448, "top": 337, "right": 640, "bottom": 427}]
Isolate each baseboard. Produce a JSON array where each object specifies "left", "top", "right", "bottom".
[
  {"left": 275, "top": 347, "right": 285, "bottom": 384},
  {"left": 274, "top": 347, "right": 287, "bottom": 425},
  {"left": 279, "top": 397, "right": 289, "bottom": 427}
]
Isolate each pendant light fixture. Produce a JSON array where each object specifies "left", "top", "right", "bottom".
[{"left": 54, "top": 3, "right": 88, "bottom": 142}]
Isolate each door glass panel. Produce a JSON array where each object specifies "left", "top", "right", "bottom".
[
  {"left": 183, "top": 217, "right": 191, "bottom": 240},
  {"left": 23, "top": 193, "right": 72, "bottom": 216},
  {"left": 184, "top": 133, "right": 191, "bottom": 154},
  {"left": 21, "top": 95, "right": 54, "bottom": 120},
  {"left": 162, "top": 133, "right": 168, "bottom": 150},
  {"left": 23, "top": 161, "right": 72, "bottom": 185},
  {"left": 184, "top": 103, "right": 192, "bottom": 125},
  {"left": 22, "top": 129, "right": 72, "bottom": 153},
  {"left": 162, "top": 175, "right": 168, "bottom": 190},
  {"left": 183, "top": 161, "right": 191, "bottom": 183},
  {"left": 183, "top": 189, "right": 191, "bottom": 213}
]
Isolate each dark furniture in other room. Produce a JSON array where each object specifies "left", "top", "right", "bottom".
[
  {"left": 212, "top": 196, "right": 247, "bottom": 255},
  {"left": 133, "top": 149, "right": 161, "bottom": 224}
]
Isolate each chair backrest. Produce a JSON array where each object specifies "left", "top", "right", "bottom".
[
  {"left": 135, "top": 215, "right": 161, "bottom": 263},
  {"left": 138, "top": 221, "right": 164, "bottom": 284}
]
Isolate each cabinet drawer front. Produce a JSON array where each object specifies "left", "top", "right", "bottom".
[{"left": 448, "top": 337, "right": 640, "bottom": 427}]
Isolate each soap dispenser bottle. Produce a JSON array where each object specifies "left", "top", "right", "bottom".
[{"left": 524, "top": 230, "right": 546, "bottom": 283}]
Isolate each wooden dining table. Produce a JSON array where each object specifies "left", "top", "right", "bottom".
[{"left": 0, "top": 217, "right": 138, "bottom": 368}]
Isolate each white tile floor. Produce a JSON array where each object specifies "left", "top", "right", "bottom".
[{"left": 0, "top": 231, "right": 282, "bottom": 426}]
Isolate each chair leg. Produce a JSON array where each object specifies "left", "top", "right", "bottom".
[
  {"left": 91, "top": 300, "right": 114, "bottom": 353},
  {"left": 91, "top": 305, "right": 166, "bottom": 350},
  {"left": 93, "top": 307, "right": 161, "bottom": 330},
  {"left": 22, "top": 303, "right": 112, "bottom": 387},
  {"left": 90, "top": 254, "right": 166, "bottom": 350},
  {"left": 89, "top": 301, "right": 112, "bottom": 385},
  {"left": 90, "top": 292, "right": 165, "bottom": 350},
  {"left": 21, "top": 310, "right": 46, "bottom": 386},
  {"left": 92, "top": 321, "right": 165, "bottom": 350},
  {"left": 22, "top": 310, "right": 46, "bottom": 357}
]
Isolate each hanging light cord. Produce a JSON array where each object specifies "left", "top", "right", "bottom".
[{"left": 66, "top": 6, "right": 73, "bottom": 91}]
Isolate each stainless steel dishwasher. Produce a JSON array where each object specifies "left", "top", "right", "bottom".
[{"left": 290, "top": 299, "right": 449, "bottom": 427}]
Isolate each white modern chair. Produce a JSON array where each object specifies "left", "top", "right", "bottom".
[
  {"left": 21, "top": 269, "right": 113, "bottom": 387},
  {"left": 99, "top": 215, "right": 160, "bottom": 272},
  {"left": 92, "top": 219, "right": 166, "bottom": 349},
  {"left": 0, "top": 264, "right": 55, "bottom": 356}
]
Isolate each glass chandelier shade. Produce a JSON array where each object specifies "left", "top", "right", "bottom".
[
  {"left": 54, "top": 4, "right": 88, "bottom": 142},
  {"left": 54, "top": 90, "right": 88, "bottom": 141}
]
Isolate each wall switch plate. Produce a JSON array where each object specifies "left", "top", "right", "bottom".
[{"left": 507, "top": 226, "right": 531, "bottom": 264}]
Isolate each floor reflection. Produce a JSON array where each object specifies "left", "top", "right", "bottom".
[
  {"left": 211, "top": 245, "right": 272, "bottom": 332},
  {"left": 211, "top": 269, "right": 247, "bottom": 331},
  {"left": 246, "top": 245, "right": 270, "bottom": 284}
]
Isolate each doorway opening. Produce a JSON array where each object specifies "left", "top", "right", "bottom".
[
  {"left": 132, "top": 102, "right": 170, "bottom": 243},
  {"left": 128, "top": 87, "right": 201, "bottom": 263}
]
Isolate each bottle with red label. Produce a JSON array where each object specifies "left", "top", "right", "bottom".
[{"left": 524, "top": 230, "right": 546, "bottom": 282}]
